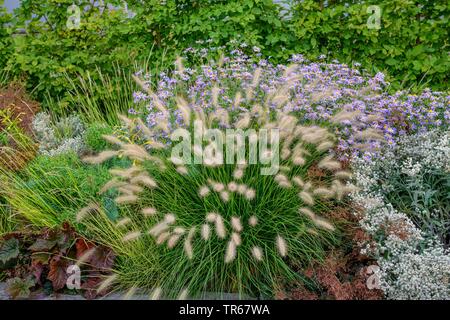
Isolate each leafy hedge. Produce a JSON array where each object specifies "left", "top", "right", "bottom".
[
  {"left": 290, "top": 0, "right": 450, "bottom": 90},
  {"left": 1, "top": 0, "right": 449, "bottom": 109}
]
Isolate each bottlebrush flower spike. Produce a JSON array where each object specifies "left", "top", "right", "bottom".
[
  {"left": 251, "top": 246, "right": 263, "bottom": 261},
  {"left": 184, "top": 227, "right": 196, "bottom": 259},
  {"left": 83, "top": 150, "right": 119, "bottom": 164},
  {"left": 176, "top": 96, "right": 191, "bottom": 124},
  {"left": 97, "top": 274, "right": 117, "bottom": 294},
  {"left": 167, "top": 234, "right": 182, "bottom": 248},
  {"left": 156, "top": 232, "right": 171, "bottom": 245},
  {"left": 142, "top": 207, "right": 157, "bottom": 217},
  {"left": 214, "top": 214, "right": 226, "bottom": 239},
  {"left": 201, "top": 224, "right": 211, "bottom": 240},
  {"left": 116, "top": 217, "right": 132, "bottom": 228},
  {"left": 231, "top": 216, "right": 243, "bottom": 232},
  {"left": 232, "top": 232, "right": 242, "bottom": 246},
  {"left": 150, "top": 287, "right": 162, "bottom": 300},
  {"left": 76, "top": 202, "right": 100, "bottom": 222},
  {"left": 123, "top": 231, "right": 141, "bottom": 242},
  {"left": 224, "top": 240, "right": 237, "bottom": 263},
  {"left": 115, "top": 194, "right": 138, "bottom": 204},
  {"left": 299, "top": 191, "right": 314, "bottom": 206},
  {"left": 199, "top": 186, "right": 210, "bottom": 197},
  {"left": 276, "top": 235, "right": 288, "bottom": 257},
  {"left": 248, "top": 216, "right": 258, "bottom": 227},
  {"left": 102, "top": 134, "right": 124, "bottom": 147}
]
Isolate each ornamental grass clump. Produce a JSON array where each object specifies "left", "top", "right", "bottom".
[{"left": 77, "top": 60, "right": 376, "bottom": 299}]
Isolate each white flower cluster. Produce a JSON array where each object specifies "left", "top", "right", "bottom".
[
  {"left": 351, "top": 129, "right": 450, "bottom": 300},
  {"left": 384, "top": 130, "right": 450, "bottom": 173},
  {"left": 32, "top": 112, "right": 86, "bottom": 156},
  {"left": 376, "top": 242, "right": 450, "bottom": 300}
]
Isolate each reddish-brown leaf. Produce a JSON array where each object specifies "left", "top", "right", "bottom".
[
  {"left": 86, "top": 246, "right": 115, "bottom": 271},
  {"left": 75, "top": 238, "right": 96, "bottom": 260},
  {"left": 81, "top": 277, "right": 107, "bottom": 300}
]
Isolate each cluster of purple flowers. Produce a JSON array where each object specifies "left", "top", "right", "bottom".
[{"left": 131, "top": 46, "right": 449, "bottom": 160}]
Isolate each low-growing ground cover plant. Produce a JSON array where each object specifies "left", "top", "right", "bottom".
[
  {"left": 32, "top": 112, "right": 85, "bottom": 157},
  {"left": 351, "top": 129, "right": 450, "bottom": 299}
]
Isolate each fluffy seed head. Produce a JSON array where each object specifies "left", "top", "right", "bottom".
[
  {"left": 176, "top": 166, "right": 188, "bottom": 175},
  {"left": 313, "top": 187, "right": 335, "bottom": 199},
  {"left": 276, "top": 235, "right": 288, "bottom": 257},
  {"left": 167, "top": 234, "right": 182, "bottom": 248},
  {"left": 199, "top": 185, "right": 210, "bottom": 197},
  {"left": 224, "top": 240, "right": 237, "bottom": 263},
  {"left": 299, "top": 191, "right": 315, "bottom": 206},
  {"left": 237, "top": 184, "right": 247, "bottom": 194},
  {"left": 227, "top": 182, "right": 238, "bottom": 192},
  {"left": 173, "top": 227, "right": 186, "bottom": 235},
  {"left": 115, "top": 195, "right": 138, "bottom": 204},
  {"left": 292, "top": 176, "right": 305, "bottom": 187},
  {"left": 251, "top": 246, "right": 263, "bottom": 261},
  {"left": 184, "top": 227, "right": 196, "bottom": 259},
  {"left": 201, "top": 224, "right": 211, "bottom": 240},
  {"left": 130, "top": 174, "right": 157, "bottom": 188},
  {"left": 142, "top": 207, "right": 157, "bottom": 217},
  {"left": 334, "top": 171, "right": 353, "bottom": 180},
  {"left": 177, "top": 288, "right": 189, "bottom": 300},
  {"left": 156, "top": 231, "right": 171, "bottom": 245},
  {"left": 245, "top": 188, "right": 256, "bottom": 200},
  {"left": 76, "top": 203, "right": 100, "bottom": 222},
  {"left": 150, "top": 287, "right": 162, "bottom": 300},
  {"left": 116, "top": 217, "right": 132, "bottom": 228},
  {"left": 248, "top": 215, "right": 258, "bottom": 227},
  {"left": 220, "top": 191, "right": 230, "bottom": 202},
  {"left": 212, "top": 183, "right": 225, "bottom": 192},
  {"left": 317, "top": 141, "right": 334, "bottom": 151},
  {"left": 299, "top": 207, "right": 315, "bottom": 220},
  {"left": 233, "top": 169, "right": 244, "bottom": 180},
  {"left": 214, "top": 214, "right": 226, "bottom": 239},
  {"left": 313, "top": 217, "right": 335, "bottom": 232},
  {"left": 83, "top": 150, "right": 119, "bottom": 164},
  {"left": 148, "top": 221, "right": 169, "bottom": 237},
  {"left": 123, "top": 231, "right": 141, "bottom": 242},
  {"left": 97, "top": 274, "right": 117, "bottom": 294},
  {"left": 231, "top": 216, "right": 243, "bottom": 232},
  {"left": 232, "top": 232, "right": 242, "bottom": 246},
  {"left": 206, "top": 212, "right": 217, "bottom": 222}
]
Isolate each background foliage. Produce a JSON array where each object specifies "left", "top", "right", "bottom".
[
  {"left": 2, "top": 0, "right": 449, "bottom": 112},
  {"left": 290, "top": 0, "right": 450, "bottom": 90}
]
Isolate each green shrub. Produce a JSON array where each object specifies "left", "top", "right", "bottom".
[
  {"left": 290, "top": 0, "right": 450, "bottom": 90},
  {"left": 84, "top": 122, "right": 114, "bottom": 152},
  {"left": 0, "top": 0, "right": 12, "bottom": 69},
  {"left": 8, "top": 0, "right": 147, "bottom": 106}
]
